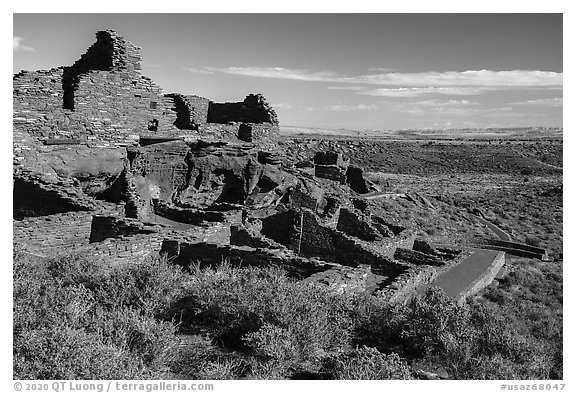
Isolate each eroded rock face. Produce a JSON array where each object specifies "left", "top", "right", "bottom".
[
  {"left": 13, "top": 146, "right": 127, "bottom": 218},
  {"left": 122, "top": 139, "right": 298, "bottom": 221}
]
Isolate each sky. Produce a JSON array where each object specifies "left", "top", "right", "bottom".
[{"left": 13, "top": 13, "right": 563, "bottom": 130}]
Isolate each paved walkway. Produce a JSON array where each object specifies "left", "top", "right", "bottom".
[
  {"left": 428, "top": 249, "right": 501, "bottom": 298},
  {"left": 470, "top": 214, "right": 511, "bottom": 241}
]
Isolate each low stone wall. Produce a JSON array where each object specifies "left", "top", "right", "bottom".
[
  {"left": 303, "top": 265, "right": 372, "bottom": 294},
  {"left": 336, "top": 208, "right": 383, "bottom": 242},
  {"left": 474, "top": 239, "right": 548, "bottom": 260},
  {"left": 377, "top": 265, "right": 439, "bottom": 304},
  {"left": 159, "top": 239, "right": 329, "bottom": 278},
  {"left": 13, "top": 211, "right": 95, "bottom": 255},
  {"left": 89, "top": 215, "right": 162, "bottom": 243},
  {"left": 230, "top": 224, "right": 284, "bottom": 249},
  {"left": 456, "top": 251, "right": 505, "bottom": 304},
  {"left": 197, "top": 122, "right": 279, "bottom": 142},
  {"left": 152, "top": 200, "right": 228, "bottom": 225},
  {"left": 296, "top": 210, "right": 410, "bottom": 275},
  {"left": 77, "top": 233, "right": 164, "bottom": 265}
]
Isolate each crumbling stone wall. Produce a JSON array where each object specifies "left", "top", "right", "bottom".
[
  {"left": 159, "top": 239, "right": 328, "bottom": 278},
  {"left": 14, "top": 30, "right": 282, "bottom": 151},
  {"left": 260, "top": 210, "right": 301, "bottom": 248},
  {"left": 197, "top": 122, "right": 279, "bottom": 141},
  {"left": 13, "top": 30, "right": 180, "bottom": 147},
  {"left": 89, "top": 215, "right": 161, "bottom": 243},
  {"left": 13, "top": 211, "right": 95, "bottom": 255},
  {"left": 336, "top": 208, "right": 384, "bottom": 242},
  {"left": 313, "top": 152, "right": 349, "bottom": 183},
  {"left": 207, "top": 94, "right": 279, "bottom": 125},
  {"left": 303, "top": 265, "right": 373, "bottom": 294},
  {"left": 78, "top": 233, "right": 164, "bottom": 265},
  {"left": 294, "top": 210, "right": 409, "bottom": 275},
  {"left": 230, "top": 224, "right": 284, "bottom": 249},
  {"left": 377, "top": 266, "right": 439, "bottom": 304}
]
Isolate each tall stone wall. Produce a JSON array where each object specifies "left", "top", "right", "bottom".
[
  {"left": 13, "top": 30, "right": 184, "bottom": 148},
  {"left": 72, "top": 71, "right": 179, "bottom": 144},
  {"left": 14, "top": 30, "right": 283, "bottom": 152},
  {"left": 187, "top": 95, "right": 210, "bottom": 126},
  {"left": 13, "top": 68, "right": 70, "bottom": 143}
]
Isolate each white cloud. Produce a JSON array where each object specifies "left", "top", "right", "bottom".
[
  {"left": 307, "top": 104, "right": 379, "bottom": 112},
  {"left": 200, "top": 66, "right": 562, "bottom": 89},
  {"left": 367, "top": 67, "right": 395, "bottom": 73},
  {"left": 358, "top": 87, "right": 492, "bottom": 97},
  {"left": 182, "top": 66, "right": 214, "bottom": 75},
  {"left": 355, "top": 70, "right": 562, "bottom": 87},
  {"left": 204, "top": 66, "right": 340, "bottom": 82},
  {"left": 411, "top": 99, "right": 474, "bottom": 107},
  {"left": 511, "top": 97, "right": 563, "bottom": 107},
  {"left": 327, "top": 86, "right": 367, "bottom": 91},
  {"left": 392, "top": 100, "right": 515, "bottom": 117},
  {"left": 13, "top": 37, "right": 35, "bottom": 52}
]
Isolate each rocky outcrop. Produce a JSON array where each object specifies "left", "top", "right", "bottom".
[{"left": 121, "top": 139, "right": 298, "bottom": 221}]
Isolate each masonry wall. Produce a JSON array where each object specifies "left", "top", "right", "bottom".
[
  {"left": 13, "top": 211, "right": 95, "bottom": 255},
  {"left": 377, "top": 266, "right": 439, "bottom": 304},
  {"left": 72, "top": 71, "right": 180, "bottom": 144},
  {"left": 78, "top": 233, "right": 164, "bottom": 265},
  {"left": 13, "top": 68, "right": 70, "bottom": 142},
  {"left": 197, "top": 122, "right": 280, "bottom": 141},
  {"left": 296, "top": 211, "right": 409, "bottom": 275},
  {"left": 187, "top": 95, "right": 210, "bottom": 126},
  {"left": 207, "top": 94, "right": 279, "bottom": 125},
  {"left": 14, "top": 30, "right": 283, "bottom": 151},
  {"left": 89, "top": 215, "right": 161, "bottom": 243},
  {"left": 159, "top": 239, "right": 327, "bottom": 278},
  {"left": 13, "top": 30, "right": 187, "bottom": 148}
]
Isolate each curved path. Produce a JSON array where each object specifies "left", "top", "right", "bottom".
[{"left": 470, "top": 214, "right": 511, "bottom": 241}]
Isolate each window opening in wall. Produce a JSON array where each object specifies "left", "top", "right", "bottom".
[
  {"left": 150, "top": 101, "right": 157, "bottom": 109},
  {"left": 148, "top": 119, "right": 159, "bottom": 131}
]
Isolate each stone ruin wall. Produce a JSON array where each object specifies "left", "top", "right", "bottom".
[
  {"left": 377, "top": 265, "right": 439, "bottom": 304},
  {"left": 13, "top": 29, "right": 280, "bottom": 161},
  {"left": 296, "top": 210, "right": 412, "bottom": 275}
]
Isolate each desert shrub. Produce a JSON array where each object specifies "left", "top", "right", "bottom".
[
  {"left": 174, "top": 263, "right": 357, "bottom": 364},
  {"left": 525, "top": 236, "right": 542, "bottom": 248},
  {"left": 245, "top": 358, "right": 292, "bottom": 380},
  {"left": 195, "top": 357, "right": 249, "bottom": 380},
  {"left": 13, "top": 326, "right": 145, "bottom": 380},
  {"left": 323, "top": 346, "right": 411, "bottom": 380},
  {"left": 45, "top": 253, "right": 104, "bottom": 285},
  {"left": 13, "top": 253, "right": 181, "bottom": 380},
  {"left": 399, "top": 287, "right": 475, "bottom": 359}
]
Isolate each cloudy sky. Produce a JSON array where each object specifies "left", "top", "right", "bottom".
[{"left": 13, "top": 13, "right": 562, "bottom": 130}]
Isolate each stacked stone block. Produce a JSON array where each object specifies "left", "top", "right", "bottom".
[
  {"left": 207, "top": 94, "right": 279, "bottom": 125},
  {"left": 313, "top": 151, "right": 350, "bottom": 183}
]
